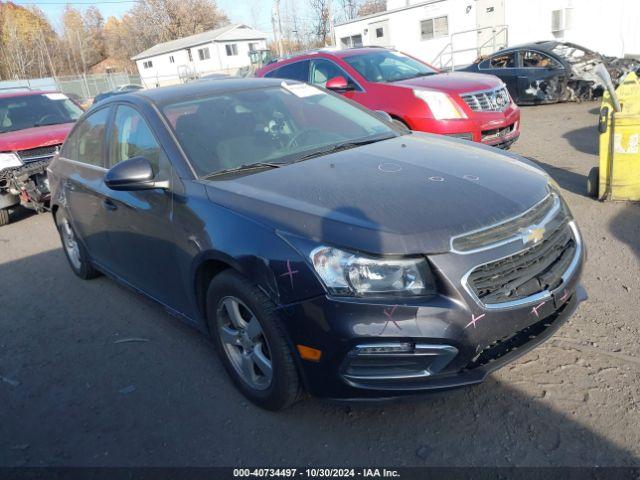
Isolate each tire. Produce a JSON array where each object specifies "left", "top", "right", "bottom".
[
  {"left": 54, "top": 210, "right": 100, "bottom": 280},
  {"left": 206, "top": 270, "right": 302, "bottom": 410},
  {"left": 0, "top": 208, "right": 9, "bottom": 227},
  {"left": 587, "top": 166, "right": 599, "bottom": 198}
]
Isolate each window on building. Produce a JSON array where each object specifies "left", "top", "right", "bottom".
[
  {"left": 248, "top": 43, "right": 258, "bottom": 52},
  {"left": 187, "top": 49, "right": 193, "bottom": 62},
  {"left": 375, "top": 27, "right": 384, "bottom": 38},
  {"left": 420, "top": 16, "right": 448, "bottom": 41},
  {"left": 169, "top": 55, "right": 175, "bottom": 64},
  {"left": 143, "top": 60, "right": 153, "bottom": 69},
  {"left": 340, "top": 34, "right": 363, "bottom": 48},
  {"left": 225, "top": 44, "right": 238, "bottom": 56},
  {"left": 198, "top": 47, "right": 211, "bottom": 61}
]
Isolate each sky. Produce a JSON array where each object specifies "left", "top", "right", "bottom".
[{"left": 13, "top": 0, "right": 274, "bottom": 34}]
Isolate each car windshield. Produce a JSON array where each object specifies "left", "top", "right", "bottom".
[
  {"left": 163, "top": 84, "right": 399, "bottom": 178},
  {"left": 0, "top": 93, "right": 83, "bottom": 133},
  {"left": 343, "top": 50, "right": 437, "bottom": 83}
]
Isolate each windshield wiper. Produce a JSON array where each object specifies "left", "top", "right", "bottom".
[
  {"left": 203, "top": 161, "right": 285, "bottom": 179},
  {"left": 296, "top": 136, "right": 395, "bottom": 162}
]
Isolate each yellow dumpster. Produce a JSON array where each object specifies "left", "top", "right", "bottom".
[{"left": 590, "top": 72, "right": 640, "bottom": 200}]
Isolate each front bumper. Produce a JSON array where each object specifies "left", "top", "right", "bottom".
[
  {"left": 278, "top": 235, "right": 584, "bottom": 400},
  {"left": 408, "top": 104, "right": 521, "bottom": 149}
]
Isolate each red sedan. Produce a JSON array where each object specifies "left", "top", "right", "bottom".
[
  {"left": 0, "top": 90, "right": 82, "bottom": 225},
  {"left": 257, "top": 47, "right": 520, "bottom": 149}
]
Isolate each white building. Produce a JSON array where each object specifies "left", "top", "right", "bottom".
[
  {"left": 334, "top": 0, "right": 640, "bottom": 69},
  {"left": 132, "top": 24, "right": 268, "bottom": 87}
]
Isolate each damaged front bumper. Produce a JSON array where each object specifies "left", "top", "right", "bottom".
[{"left": 0, "top": 159, "right": 52, "bottom": 212}]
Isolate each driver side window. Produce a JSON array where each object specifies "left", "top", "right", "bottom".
[
  {"left": 109, "top": 105, "right": 169, "bottom": 180},
  {"left": 309, "top": 59, "right": 358, "bottom": 89}
]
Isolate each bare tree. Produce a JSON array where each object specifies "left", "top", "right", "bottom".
[
  {"left": 308, "top": 0, "right": 331, "bottom": 46},
  {"left": 357, "top": 0, "right": 385, "bottom": 17}
]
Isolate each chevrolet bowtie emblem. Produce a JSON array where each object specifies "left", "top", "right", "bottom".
[{"left": 521, "top": 225, "right": 545, "bottom": 245}]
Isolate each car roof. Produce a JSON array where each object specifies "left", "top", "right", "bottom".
[
  {"left": 99, "top": 77, "right": 290, "bottom": 107},
  {"left": 0, "top": 90, "right": 59, "bottom": 100}
]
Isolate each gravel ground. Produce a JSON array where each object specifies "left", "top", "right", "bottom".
[{"left": 1, "top": 101, "right": 639, "bottom": 467}]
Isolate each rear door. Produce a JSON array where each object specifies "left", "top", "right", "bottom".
[
  {"left": 102, "top": 103, "right": 185, "bottom": 310},
  {"left": 516, "top": 49, "right": 568, "bottom": 104},
  {"left": 58, "top": 106, "right": 115, "bottom": 269}
]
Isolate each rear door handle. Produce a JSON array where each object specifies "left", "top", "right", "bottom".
[{"left": 103, "top": 198, "right": 118, "bottom": 211}]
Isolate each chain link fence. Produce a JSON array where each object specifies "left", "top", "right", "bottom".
[{"left": 0, "top": 72, "right": 142, "bottom": 102}]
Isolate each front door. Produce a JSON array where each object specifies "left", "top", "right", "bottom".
[
  {"left": 102, "top": 104, "right": 185, "bottom": 310},
  {"left": 368, "top": 20, "right": 390, "bottom": 46}
]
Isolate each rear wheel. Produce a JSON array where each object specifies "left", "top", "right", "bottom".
[
  {"left": 55, "top": 210, "right": 100, "bottom": 280},
  {"left": 206, "top": 270, "right": 302, "bottom": 410},
  {"left": 0, "top": 208, "right": 9, "bottom": 227},
  {"left": 587, "top": 166, "right": 599, "bottom": 198}
]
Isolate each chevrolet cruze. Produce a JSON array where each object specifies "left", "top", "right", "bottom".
[{"left": 48, "top": 78, "right": 585, "bottom": 410}]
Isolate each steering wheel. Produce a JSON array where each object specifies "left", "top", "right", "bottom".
[
  {"left": 287, "top": 129, "right": 320, "bottom": 149},
  {"left": 36, "top": 114, "right": 61, "bottom": 126}
]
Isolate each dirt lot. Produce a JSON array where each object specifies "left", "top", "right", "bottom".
[{"left": 1, "top": 102, "right": 639, "bottom": 467}]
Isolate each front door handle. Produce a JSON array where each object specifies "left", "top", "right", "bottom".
[{"left": 103, "top": 198, "right": 118, "bottom": 211}]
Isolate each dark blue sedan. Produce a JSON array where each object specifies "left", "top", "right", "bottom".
[{"left": 48, "top": 78, "right": 585, "bottom": 409}]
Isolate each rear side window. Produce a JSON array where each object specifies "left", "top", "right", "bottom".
[
  {"left": 62, "top": 107, "right": 110, "bottom": 167},
  {"left": 264, "top": 60, "right": 310, "bottom": 82},
  {"left": 521, "top": 50, "right": 562, "bottom": 69}
]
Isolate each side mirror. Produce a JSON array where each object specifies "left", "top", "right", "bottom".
[
  {"left": 374, "top": 110, "right": 393, "bottom": 123},
  {"left": 325, "top": 76, "right": 354, "bottom": 92},
  {"left": 104, "top": 156, "right": 167, "bottom": 191}
]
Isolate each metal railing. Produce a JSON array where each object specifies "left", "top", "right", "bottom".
[{"left": 431, "top": 25, "right": 509, "bottom": 71}]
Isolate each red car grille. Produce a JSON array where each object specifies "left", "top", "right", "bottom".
[{"left": 460, "top": 86, "right": 511, "bottom": 112}]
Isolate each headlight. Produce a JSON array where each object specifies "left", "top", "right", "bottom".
[
  {"left": 413, "top": 90, "right": 467, "bottom": 120},
  {"left": 0, "top": 152, "right": 22, "bottom": 169},
  {"left": 309, "top": 246, "right": 435, "bottom": 297}
]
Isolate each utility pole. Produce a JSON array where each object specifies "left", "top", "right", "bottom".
[
  {"left": 327, "top": 0, "right": 334, "bottom": 46},
  {"left": 272, "top": 0, "right": 284, "bottom": 58}
]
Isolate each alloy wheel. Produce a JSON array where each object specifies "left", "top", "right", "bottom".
[
  {"left": 216, "top": 296, "right": 273, "bottom": 390},
  {"left": 60, "top": 218, "right": 82, "bottom": 270}
]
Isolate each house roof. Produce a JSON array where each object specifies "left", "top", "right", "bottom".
[{"left": 131, "top": 24, "right": 266, "bottom": 61}]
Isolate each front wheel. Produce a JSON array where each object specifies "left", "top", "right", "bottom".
[
  {"left": 206, "top": 270, "right": 302, "bottom": 410},
  {"left": 0, "top": 208, "right": 9, "bottom": 227},
  {"left": 55, "top": 210, "right": 100, "bottom": 280}
]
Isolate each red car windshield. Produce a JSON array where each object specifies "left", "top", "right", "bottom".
[
  {"left": 0, "top": 93, "right": 83, "bottom": 134},
  {"left": 343, "top": 50, "right": 437, "bottom": 83}
]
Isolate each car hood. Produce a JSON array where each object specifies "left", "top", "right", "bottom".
[
  {"left": 394, "top": 72, "right": 503, "bottom": 94},
  {"left": 203, "top": 134, "right": 549, "bottom": 255},
  {"left": 0, "top": 123, "right": 74, "bottom": 152}
]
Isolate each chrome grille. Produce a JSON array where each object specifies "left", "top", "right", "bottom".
[
  {"left": 460, "top": 85, "right": 511, "bottom": 112},
  {"left": 17, "top": 145, "right": 60, "bottom": 163},
  {"left": 466, "top": 221, "right": 576, "bottom": 306}
]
